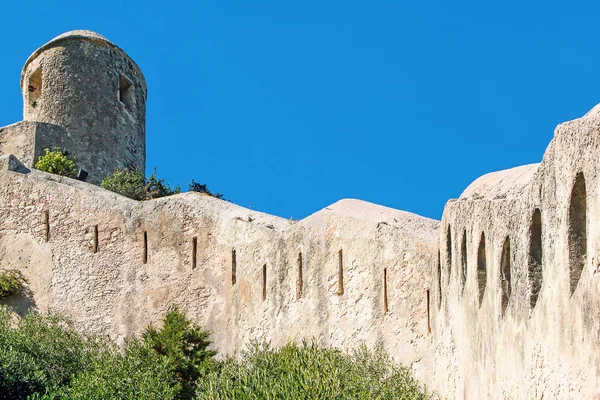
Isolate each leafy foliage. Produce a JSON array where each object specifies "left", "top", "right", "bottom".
[
  {"left": 0, "top": 307, "right": 100, "bottom": 399},
  {"left": 143, "top": 307, "right": 216, "bottom": 399},
  {"left": 34, "top": 147, "right": 77, "bottom": 178},
  {"left": 188, "top": 179, "right": 223, "bottom": 200},
  {"left": 0, "top": 269, "right": 26, "bottom": 298},
  {"left": 196, "top": 341, "right": 432, "bottom": 400},
  {"left": 38, "top": 341, "right": 178, "bottom": 400},
  {"left": 146, "top": 168, "right": 181, "bottom": 200},
  {"left": 101, "top": 167, "right": 180, "bottom": 201},
  {"left": 101, "top": 168, "right": 146, "bottom": 200},
  {"left": 0, "top": 306, "right": 430, "bottom": 400}
]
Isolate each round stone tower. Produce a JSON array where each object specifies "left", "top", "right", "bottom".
[{"left": 21, "top": 30, "right": 146, "bottom": 184}]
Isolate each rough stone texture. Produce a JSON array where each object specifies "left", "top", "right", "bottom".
[
  {"left": 2, "top": 30, "right": 600, "bottom": 399},
  {"left": 19, "top": 30, "right": 146, "bottom": 184},
  {"left": 432, "top": 106, "right": 600, "bottom": 399},
  {"left": 0, "top": 168, "right": 438, "bottom": 385}
]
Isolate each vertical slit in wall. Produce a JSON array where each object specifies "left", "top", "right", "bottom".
[
  {"left": 337, "top": 249, "right": 344, "bottom": 295},
  {"left": 262, "top": 263, "right": 267, "bottom": 301},
  {"left": 92, "top": 225, "right": 98, "bottom": 253},
  {"left": 192, "top": 237, "right": 197, "bottom": 269},
  {"left": 232, "top": 249, "right": 237, "bottom": 286},
  {"left": 383, "top": 268, "right": 389, "bottom": 313},
  {"left": 43, "top": 210, "right": 49, "bottom": 242},
  {"left": 297, "top": 252, "right": 303, "bottom": 300},
  {"left": 426, "top": 289, "right": 431, "bottom": 334},
  {"left": 446, "top": 224, "right": 452, "bottom": 282},
  {"left": 142, "top": 231, "right": 148, "bottom": 264},
  {"left": 437, "top": 251, "right": 442, "bottom": 309}
]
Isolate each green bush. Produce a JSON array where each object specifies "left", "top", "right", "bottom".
[
  {"left": 35, "top": 148, "right": 77, "bottom": 178},
  {"left": 145, "top": 168, "right": 181, "bottom": 200},
  {"left": 0, "top": 307, "right": 100, "bottom": 399},
  {"left": 101, "top": 168, "right": 146, "bottom": 200},
  {"left": 0, "top": 306, "right": 431, "bottom": 400},
  {"left": 196, "top": 341, "right": 432, "bottom": 400},
  {"left": 101, "top": 167, "right": 180, "bottom": 201},
  {"left": 39, "top": 341, "right": 178, "bottom": 400},
  {"left": 143, "top": 307, "right": 216, "bottom": 399},
  {"left": 0, "top": 269, "right": 26, "bottom": 298},
  {"left": 188, "top": 179, "right": 224, "bottom": 200}
]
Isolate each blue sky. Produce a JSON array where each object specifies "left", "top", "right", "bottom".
[{"left": 0, "top": 1, "right": 597, "bottom": 220}]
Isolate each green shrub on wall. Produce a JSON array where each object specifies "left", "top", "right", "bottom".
[
  {"left": 34, "top": 147, "right": 77, "bottom": 178},
  {"left": 188, "top": 179, "right": 224, "bottom": 200},
  {"left": 101, "top": 167, "right": 180, "bottom": 201},
  {"left": 0, "top": 269, "right": 26, "bottom": 298},
  {"left": 100, "top": 167, "right": 147, "bottom": 200}
]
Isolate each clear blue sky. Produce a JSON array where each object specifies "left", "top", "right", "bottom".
[{"left": 0, "top": 1, "right": 597, "bottom": 220}]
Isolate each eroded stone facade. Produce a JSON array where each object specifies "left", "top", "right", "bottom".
[{"left": 1, "top": 31, "right": 599, "bottom": 399}]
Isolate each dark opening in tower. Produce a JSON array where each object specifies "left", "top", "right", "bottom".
[
  {"left": 29, "top": 68, "right": 42, "bottom": 105},
  {"left": 119, "top": 75, "right": 134, "bottom": 112}
]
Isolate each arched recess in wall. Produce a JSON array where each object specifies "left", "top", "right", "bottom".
[
  {"left": 568, "top": 172, "right": 587, "bottom": 296},
  {"left": 528, "top": 209, "right": 543, "bottom": 309},
  {"left": 446, "top": 225, "right": 452, "bottom": 283},
  {"left": 477, "top": 232, "right": 486, "bottom": 307},
  {"left": 460, "top": 229, "right": 467, "bottom": 294},
  {"left": 477, "top": 232, "right": 487, "bottom": 307},
  {"left": 437, "top": 250, "right": 442, "bottom": 309},
  {"left": 500, "top": 236, "right": 511, "bottom": 317}
]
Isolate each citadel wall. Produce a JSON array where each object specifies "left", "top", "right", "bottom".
[
  {"left": 431, "top": 105, "right": 600, "bottom": 399},
  {"left": 2, "top": 30, "right": 600, "bottom": 399},
  {"left": 0, "top": 160, "right": 438, "bottom": 385}
]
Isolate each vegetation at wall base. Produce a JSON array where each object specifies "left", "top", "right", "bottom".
[
  {"left": 0, "top": 305, "right": 432, "bottom": 399},
  {"left": 0, "top": 269, "right": 26, "bottom": 298},
  {"left": 143, "top": 307, "right": 216, "bottom": 399},
  {"left": 196, "top": 341, "right": 431, "bottom": 400},
  {"left": 34, "top": 147, "right": 77, "bottom": 178}
]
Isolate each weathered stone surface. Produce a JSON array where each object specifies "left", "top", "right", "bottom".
[
  {"left": 1, "top": 30, "right": 600, "bottom": 399},
  {"left": 433, "top": 109, "right": 600, "bottom": 398},
  {"left": 0, "top": 167, "right": 437, "bottom": 384}
]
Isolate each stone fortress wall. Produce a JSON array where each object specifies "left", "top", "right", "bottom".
[
  {"left": 1, "top": 31, "right": 599, "bottom": 399},
  {"left": 431, "top": 105, "right": 600, "bottom": 399},
  {"left": 0, "top": 159, "right": 438, "bottom": 384}
]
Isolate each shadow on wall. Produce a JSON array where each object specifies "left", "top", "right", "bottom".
[{"left": 0, "top": 284, "right": 37, "bottom": 317}]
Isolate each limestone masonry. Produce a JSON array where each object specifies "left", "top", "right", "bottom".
[{"left": 0, "top": 31, "right": 598, "bottom": 399}]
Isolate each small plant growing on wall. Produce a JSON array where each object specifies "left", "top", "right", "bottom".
[
  {"left": 188, "top": 179, "right": 224, "bottom": 199},
  {"left": 101, "top": 167, "right": 147, "bottom": 200},
  {"left": 0, "top": 269, "right": 26, "bottom": 298},
  {"left": 102, "top": 167, "right": 180, "bottom": 200},
  {"left": 35, "top": 147, "right": 77, "bottom": 178}
]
